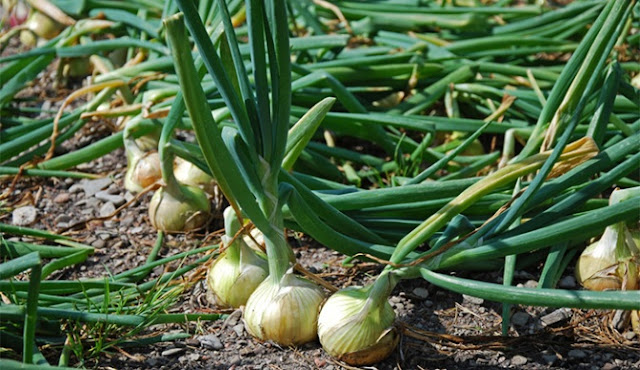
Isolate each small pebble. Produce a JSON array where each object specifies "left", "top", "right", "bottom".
[
  {"left": 511, "top": 355, "right": 527, "bottom": 366},
  {"left": 541, "top": 308, "right": 572, "bottom": 326},
  {"left": 412, "top": 287, "right": 429, "bottom": 299},
  {"left": 69, "top": 177, "right": 112, "bottom": 197},
  {"left": 12, "top": 206, "right": 38, "bottom": 226},
  {"left": 53, "top": 193, "right": 71, "bottom": 203},
  {"left": 99, "top": 202, "right": 116, "bottom": 218},
  {"left": 91, "top": 239, "right": 106, "bottom": 249},
  {"left": 462, "top": 294, "right": 484, "bottom": 305},
  {"left": 124, "top": 191, "right": 135, "bottom": 202},
  {"left": 229, "top": 355, "right": 242, "bottom": 365},
  {"left": 524, "top": 280, "right": 538, "bottom": 288},
  {"left": 55, "top": 214, "right": 72, "bottom": 226},
  {"left": 161, "top": 348, "right": 184, "bottom": 357},
  {"left": 130, "top": 226, "right": 144, "bottom": 234},
  {"left": 511, "top": 312, "right": 530, "bottom": 326},
  {"left": 120, "top": 216, "right": 135, "bottom": 227},
  {"left": 602, "top": 363, "right": 618, "bottom": 370},
  {"left": 95, "top": 190, "right": 125, "bottom": 206},
  {"left": 232, "top": 323, "right": 244, "bottom": 337},
  {"left": 542, "top": 354, "right": 558, "bottom": 365},
  {"left": 145, "top": 357, "right": 159, "bottom": 367},
  {"left": 568, "top": 349, "right": 587, "bottom": 360},
  {"left": 558, "top": 275, "right": 577, "bottom": 289},
  {"left": 200, "top": 334, "right": 223, "bottom": 350}
]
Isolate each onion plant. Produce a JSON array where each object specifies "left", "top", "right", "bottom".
[{"left": 166, "top": 0, "right": 339, "bottom": 345}]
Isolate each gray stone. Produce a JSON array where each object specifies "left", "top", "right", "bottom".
[
  {"left": 462, "top": 294, "right": 484, "bottom": 305},
  {"left": 161, "top": 348, "right": 184, "bottom": 356},
  {"left": 542, "top": 354, "right": 558, "bottom": 365},
  {"left": 75, "top": 198, "right": 101, "bottom": 208},
  {"left": 95, "top": 190, "right": 125, "bottom": 206},
  {"left": 91, "top": 239, "right": 106, "bottom": 249},
  {"left": 412, "top": 287, "right": 429, "bottom": 299},
  {"left": 12, "top": 206, "right": 37, "bottom": 226},
  {"left": 69, "top": 177, "right": 112, "bottom": 197},
  {"left": 511, "top": 355, "right": 527, "bottom": 366},
  {"left": 228, "top": 355, "right": 241, "bottom": 366},
  {"left": 55, "top": 214, "right": 72, "bottom": 226},
  {"left": 232, "top": 323, "right": 244, "bottom": 337},
  {"left": 558, "top": 275, "right": 577, "bottom": 289},
  {"left": 130, "top": 226, "right": 143, "bottom": 234},
  {"left": 145, "top": 357, "right": 159, "bottom": 367},
  {"left": 199, "top": 334, "right": 223, "bottom": 350},
  {"left": 541, "top": 308, "right": 572, "bottom": 326},
  {"left": 124, "top": 191, "right": 135, "bottom": 203},
  {"left": 185, "top": 353, "right": 199, "bottom": 362},
  {"left": 120, "top": 216, "right": 135, "bottom": 227},
  {"left": 53, "top": 193, "right": 71, "bottom": 203},
  {"left": 568, "top": 349, "right": 587, "bottom": 360},
  {"left": 524, "top": 280, "right": 538, "bottom": 288},
  {"left": 511, "top": 312, "right": 530, "bottom": 326},
  {"left": 99, "top": 202, "right": 116, "bottom": 218}
]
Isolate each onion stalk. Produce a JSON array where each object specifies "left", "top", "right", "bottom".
[{"left": 206, "top": 207, "right": 268, "bottom": 308}]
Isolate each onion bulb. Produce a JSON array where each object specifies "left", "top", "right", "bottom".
[
  {"left": 124, "top": 150, "right": 162, "bottom": 193},
  {"left": 318, "top": 272, "right": 398, "bottom": 365},
  {"left": 206, "top": 207, "right": 268, "bottom": 308},
  {"left": 244, "top": 270, "right": 325, "bottom": 346},
  {"left": 174, "top": 158, "right": 217, "bottom": 195},
  {"left": 576, "top": 189, "right": 640, "bottom": 291},
  {"left": 148, "top": 183, "right": 210, "bottom": 232},
  {"left": 20, "top": 11, "right": 63, "bottom": 45}
]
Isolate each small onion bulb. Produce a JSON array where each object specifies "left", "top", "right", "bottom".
[
  {"left": 124, "top": 151, "right": 162, "bottom": 193},
  {"left": 148, "top": 184, "right": 210, "bottom": 232},
  {"left": 244, "top": 271, "right": 325, "bottom": 346},
  {"left": 174, "top": 158, "right": 217, "bottom": 195},
  {"left": 206, "top": 235, "right": 268, "bottom": 308},
  {"left": 318, "top": 280, "right": 397, "bottom": 365},
  {"left": 576, "top": 223, "right": 639, "bottom": 291}
]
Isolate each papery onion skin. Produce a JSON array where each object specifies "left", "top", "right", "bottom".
[
  {"left": 206, "top": 237, "right": 268, "bottom": 308},
  {"left": 125, "top": 151, "right": 162, "bottom": 193},
  {"left": 317, "top": 285, "right": 397, "bottom": 365},
  {"left": 174, "top": 158, "right": 217, "bottom": 195},
  {"left": 148, "top": 184, "right": 210, "bottom": 232},
  {"left": 244, "top": 272, "right": 325, "bottom": 346}
]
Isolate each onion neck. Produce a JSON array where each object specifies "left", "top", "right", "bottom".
[
  {"left": 363, "top": 270, "right": 398, "bottom": 317},
  {"left": 258, "top": 159, "right": 294, "bottom": 283},
  {"left": 159, "top": 142, "right": 183, "bottom": 196},
  {"left": 223, "top": 207, "right": 242, "bottom": 264}
]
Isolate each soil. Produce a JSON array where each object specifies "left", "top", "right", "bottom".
[{"left": 2, "top": 41, "right": 640, "bottom": 370}]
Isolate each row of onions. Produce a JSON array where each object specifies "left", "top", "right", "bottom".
[
  {"left": 1, "top": 0, "right": 639, "bottom": 366},
  {"left": 162, "top": 0, "right": 639, "bottom": 365}
]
